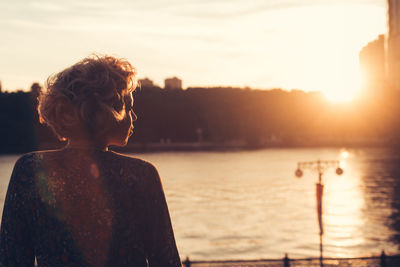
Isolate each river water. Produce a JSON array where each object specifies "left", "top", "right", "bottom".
[{"left": 0, "top": 147, "right": 399, "bottom": 260}]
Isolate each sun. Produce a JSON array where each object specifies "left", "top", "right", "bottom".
[
  {"left": 295, "top": 56, "right": 362, "bottom": 102},
  {"left": 322, "top": 77, "right": 361, "bottom": 103},
  {"left": 296, "top": 32, "right": 363, "bottom": 103},
  {"left": 324, "top": 91, "right": 357, "bottom": 103},
  {"left": 318, "top": 64, "right": 361, "bottom": 102},
  {"left": 281, "top": 4, "right": 384, "bottom": 103},
  {"left": 320, "top": 50, "right": 362, "bottom": 103}
]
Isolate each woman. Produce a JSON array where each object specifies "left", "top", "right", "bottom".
[{"left": 0, "top": 55, "right": 181, "bottom": 266}]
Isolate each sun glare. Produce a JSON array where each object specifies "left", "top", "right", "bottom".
[
  {"left": 302, "top": 31, "right": 362, "bottom": 103},
  {"left": 323, "top": 82, "right": 360, "bottom": 103},
  {"left": 284, "top": 4, "right": 384, "bottom": 103},
  {"left": 340, "top": 150, "right": 349, "bottom": 159},
  {"left": 319, "top": 65, "right": 361, "bottom": 102},
  {"left": 299, "top": 57, "right": 361, "bottom": 103},
  {"left": 324, "top": 163, "right": 365, "bottom": 256}
]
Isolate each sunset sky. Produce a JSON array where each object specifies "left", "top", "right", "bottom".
[{"left": 0, "top": 0, "right": 386, "bottom": 100}]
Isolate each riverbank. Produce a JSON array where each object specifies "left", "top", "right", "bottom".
[
  {"left": 112, "top": 140, "right": 398, "bottom": 153},
  {"left": 1, "top": 140, "right": 399, "bottom": 155}
]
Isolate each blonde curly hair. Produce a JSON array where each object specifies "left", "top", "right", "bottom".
[{"left": 38, "top": 54, "right": 137, "bottom": 142}]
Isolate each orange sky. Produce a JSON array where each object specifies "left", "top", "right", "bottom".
[{"left": 0, "top": 0, "right": 386, "bottom": 101}]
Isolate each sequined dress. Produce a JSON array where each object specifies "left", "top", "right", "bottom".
[{"left": 0, "top": 148, "right": 181, "bottom": 267}]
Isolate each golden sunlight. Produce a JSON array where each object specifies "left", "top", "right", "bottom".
[
  {"left": 340, "top": 150, "right": 349, "bottom": 160},
  {"left": 287, "top": 4, "right": 384, "bottom": 103},
  {"left": 324, "top": 169, "right": 365, "bottom": 256},
  {"left": 318, "top": 67, "right": 361, "bottom": 103},
  {"left": 299, "top": 33, "right": 362, "bottom": 103}
]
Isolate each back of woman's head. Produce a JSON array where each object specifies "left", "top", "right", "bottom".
[{"left": 38, "top": 54, "right": 137, "bottom": 142}]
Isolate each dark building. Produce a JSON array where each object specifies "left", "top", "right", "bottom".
[
  {"left": 138, "top": 78, "right": 154, "bottom": 88},
  {"left": 387, "top": 0, "right": 400, "bottom": 89},
  {"left": 164, "top": 77, "right": 182, "bottom": 90},
  {"left": 359, "top": 34, "right": 385, "bottom": 89},
  {"left": 359, "top": 0, "right": 400, "bottom": 91}
]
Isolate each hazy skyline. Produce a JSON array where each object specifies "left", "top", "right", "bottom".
[{"left": 0, "top": 0, "right": 386, "bottom": 100}]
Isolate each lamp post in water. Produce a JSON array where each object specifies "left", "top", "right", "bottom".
[{"left": 295, "top": 160, "right": 343, "bottom": 267}]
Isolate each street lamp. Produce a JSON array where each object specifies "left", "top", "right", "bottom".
[{"left": 295, "top": 159, "right": 343, "bottom": 267}]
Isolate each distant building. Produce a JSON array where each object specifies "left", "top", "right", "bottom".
[
  {"left": 138, "top": 78, "right": 154, "bottom": 88},
  {"left": 0, "top": 80, "right": 2, "bottom": 94},
  {"left": 359, "top": 35, "right": 385, "bottom": 88},
  {"left": 164, "top": 77, "right": 182, "bottom": 90},
  {"left": 360, "top": 1, "right": 400, "bottom": 90},
  {"left": 387, "top": 0, "right": 400, "bottom": 89}
]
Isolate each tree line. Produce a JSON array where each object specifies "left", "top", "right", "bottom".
[{"left": 0, "top": 84, "right": 399, "bottom": 153}]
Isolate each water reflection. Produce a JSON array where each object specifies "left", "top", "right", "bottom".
[{"left": 324, "top": 150, "right": 365, "bottom": 257}]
